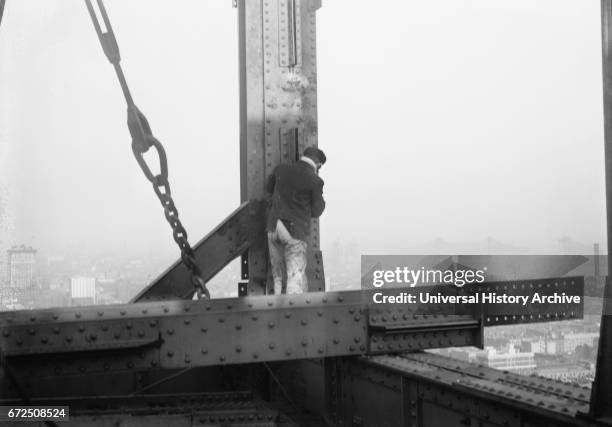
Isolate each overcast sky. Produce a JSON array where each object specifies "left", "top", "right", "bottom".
[{"left": 0, "top": 0, "right": 606, "bottom": 257}]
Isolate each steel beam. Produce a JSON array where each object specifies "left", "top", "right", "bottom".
[
  {"left": 132, "top": 200, "right": 265, "bottom": 302},
  {"left": 591, "top": 0, "right": 612, "bottom": 418},
  {"left": 0, "top": 278, "right": 583, "bottom": 400},
  {"left": 338, "top": 353, "right": 595, "bottom": 427},
  {"left": 238, "top": 0, "right": 324, "bottom": 294},
  {"left": 5, "top": 392, "right": 285, "bottom": 427},
  {"left": 270, "top": 352, "right": 599, "bottom": 427}
]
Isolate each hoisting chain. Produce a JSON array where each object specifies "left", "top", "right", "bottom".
[{"left": 85, "top": 0, "right": 209, "bottom": 299}]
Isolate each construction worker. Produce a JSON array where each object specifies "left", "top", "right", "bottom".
[{"left": 266, "top": 146, "right": 326, "bottom": 294}]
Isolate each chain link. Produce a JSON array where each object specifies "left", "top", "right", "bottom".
[{"left": 85, "top": 0, "right": 209, "bottom": 299}]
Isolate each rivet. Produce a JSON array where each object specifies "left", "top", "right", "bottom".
[
  {"left": 201, "top": 347, "right": 208, "bottom": 354},
  {"left": 167, "top": 351, "right": 174, "bottom": 357}
]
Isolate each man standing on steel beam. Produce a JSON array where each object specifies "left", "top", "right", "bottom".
[{"left": 266, "top": 147, "right": 327, "bottom": 294}]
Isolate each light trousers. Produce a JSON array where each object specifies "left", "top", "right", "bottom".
[{"left": 267, "top": 219, "right": 308, "bottom": 294}]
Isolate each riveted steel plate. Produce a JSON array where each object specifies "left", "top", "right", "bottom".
[
  {"left": 361, "top": 354, "right": 591, "bottom": 425},
  {"left": 480, "top": 277, "right": 584, "bottom": 326}
]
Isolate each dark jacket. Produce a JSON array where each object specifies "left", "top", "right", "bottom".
[{"left": 266, "top": 160, "right": 325, "bottom": 241}]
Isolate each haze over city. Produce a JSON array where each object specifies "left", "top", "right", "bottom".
[{"left": 0, "top": 0, "right": 606, "bottom": 261}]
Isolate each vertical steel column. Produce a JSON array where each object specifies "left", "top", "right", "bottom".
[
  {"left": 237, "top": 0, "right": 325, "bottom": 294},
  {"left": 591, "top": 0, "right": 612, "bottom": 417}
]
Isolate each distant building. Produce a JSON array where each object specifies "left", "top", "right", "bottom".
[
  {"left": 70, "top": 277, "right": 96, "bottom": 305},
  {"left": 546, "top": 338, "right": 564, "bottom": 355},
  {"left": 562, "top": 332, "right": 599, "bottom": 354},
  {"left": 475, "top": 347, "right": 536, "bottom": 373},
  {"left": 6, "top": 245, "right": 37, "bottom": 289},
  {"left": 519, "top": 339, "right": 546, "bottom": 354}
]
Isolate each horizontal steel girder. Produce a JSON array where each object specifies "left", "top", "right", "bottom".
[
  {"left": 0, "top": 278, "right": 583, "bottom": 383},
  {"left": 336, "top": 352, "right": 598, "bottom": 427},
  {"left": 132, "top": 200, "right": 265, "bottom": 302},
  {"left": 31, "top": 392, "right": 283, "bottom": 427}
]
